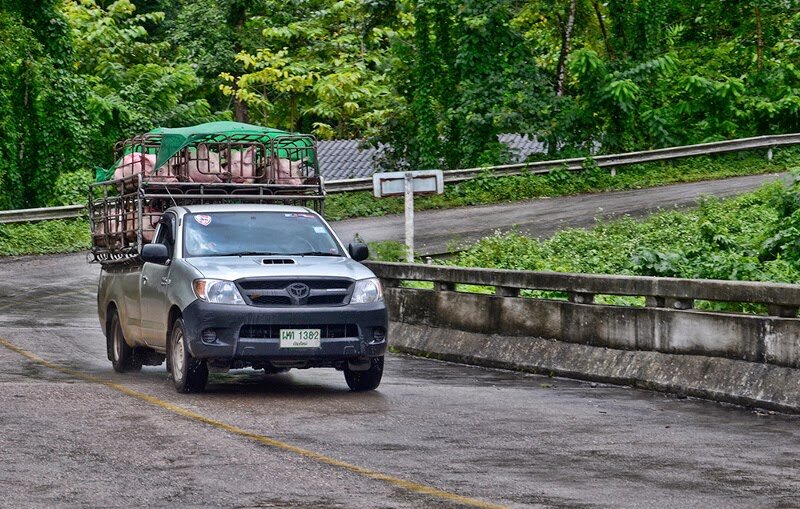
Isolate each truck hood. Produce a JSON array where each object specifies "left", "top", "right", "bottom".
[{"left": 182, "top": 255, "right": 377, "bottom": 281}]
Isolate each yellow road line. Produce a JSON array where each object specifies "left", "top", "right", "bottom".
[{"left": 0, "top": 335, "right": 506, "bottom": 509}]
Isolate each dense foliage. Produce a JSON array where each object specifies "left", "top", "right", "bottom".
[
  {"left": 0, "top": 218, "right": 91, "bottom": 256},
  {"left": 454, "top": 175, "right": 800, "bottom": 285},
  {"left": 1, "top": 0, "right": 799, "bottom": 209}
]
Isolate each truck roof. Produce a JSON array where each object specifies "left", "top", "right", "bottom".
[{"left": 173, "top": 203, "right": 316, "bottom": 215}]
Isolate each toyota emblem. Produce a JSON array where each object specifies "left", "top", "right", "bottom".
[{"left": 287, "top": 283, "right": 310, "bottom": 299}]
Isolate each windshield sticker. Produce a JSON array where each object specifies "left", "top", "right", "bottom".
[
  {"left": 313, "top": 226, "right": 326, "bottom": 233},
  {"left": 284, "top": 213, "right": 316, "bottom": 219},
  {"left": 195, "top": 215, "right": 212, "bottom": 226}
]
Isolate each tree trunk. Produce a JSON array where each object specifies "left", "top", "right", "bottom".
[
  {"left": 290, "top": 94, "right": 297, "bottom": 132},
  {"left": 234, "top": 97, "right": 249, "bottom": 123},
  {"left": 555, "top": 0, "right": 578, "bottom": 96},
  {"left": 593, "top": 0, "right": 615, "bottom": 59},
  {"left": 755, "top": 5, "right": 763, "bottom": 70},
  {"left": 230, "top": 2, "right": 250, "bottom": 123}
]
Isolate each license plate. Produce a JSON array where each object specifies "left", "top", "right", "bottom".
[{"left": 279, "top": 329, "right": 321, "bottom": 348}]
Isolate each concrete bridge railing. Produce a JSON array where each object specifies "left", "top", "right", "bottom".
[{"left": 366, "top": 262, "right": 800, "bottom": 412}]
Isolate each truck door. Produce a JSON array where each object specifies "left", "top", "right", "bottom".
[{"left": 140, "top": 213, "right": 176, "bottom": 349}]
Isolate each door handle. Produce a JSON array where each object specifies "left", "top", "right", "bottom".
[
  {"left": 161, "top": 277, "right": 171, "bottom": 286},
  {"left": 141, "top": 275, "right": 148, "bottom": 285}
]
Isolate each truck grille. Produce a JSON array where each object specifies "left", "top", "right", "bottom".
[
  {"left": 237, "top": 278, "right": 354, "bottom": 306},
  {"left": 240, "top": 324, "right": 359, "bottom": 339}
]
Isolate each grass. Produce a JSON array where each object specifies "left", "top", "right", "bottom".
[
  {"left": 449, "top": 179, "right": 800, "bottom": 286},
  {"left": 0, "top": 218, "right": 91, "bottom": 256}
]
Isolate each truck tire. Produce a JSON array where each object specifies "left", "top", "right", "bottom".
[
  {"left": 109, "top": 309, "right": 142, "bottom": 373},
  {"left": 343, "top": 356, "right": 383, "bottom": 391},
  {"left": 170, "top": 317, "right": 208, "bottom": 393}
]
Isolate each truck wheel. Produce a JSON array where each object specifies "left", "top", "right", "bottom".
[
  {"left": 109, "top": 309, "right": 142, "bottom": 373},
  {"left": 170, "top": 317, "right": 208, "bottom": 393},
  {"left": 344, "top": 356, "right": 383, "bottom": 391}
]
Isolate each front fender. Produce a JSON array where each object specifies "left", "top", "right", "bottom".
[{"left": 165, "top": 259, "right": 205, "bottom": 314}]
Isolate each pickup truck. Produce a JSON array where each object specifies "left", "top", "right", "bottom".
[
  {"left": 97, "top": 203, "right": 387, "bottom": 392},
  {"left": 90, "top": 122, "right": 387, "bottom": 392}
]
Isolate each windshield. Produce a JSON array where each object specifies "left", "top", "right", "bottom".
[{"left": 182, "top": 211, "right": 343, "bottom": 258}]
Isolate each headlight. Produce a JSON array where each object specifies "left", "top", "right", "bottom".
[
  {"left": 193, "top": 279, "right": 246, "bottom": 305},
  {"left": 351, "top": 277, "right": 383, "bottom": 304}
]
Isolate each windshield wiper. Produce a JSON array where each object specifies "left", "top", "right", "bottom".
[{"left": 291, "top": 251, "right": 342, "bottom": 257}]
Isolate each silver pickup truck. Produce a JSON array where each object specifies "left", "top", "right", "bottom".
[{"left": 97, "top": 203, "right": 388, "bottom": 393}]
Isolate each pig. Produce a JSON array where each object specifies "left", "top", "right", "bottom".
[
  {"left": 114, "top": 152, "right": 177, "bottom": 190},
  {"left": 92, "top": 204, "right": 130, "bottom": 247},
  {"left": 93, "top": 212, "right": 122, "bottom": 248},
  {"left": 141, "top": 205, "right": 160, "bottom": 243},
  {"left": 114, "top": 152, "right": 154, "bottom": 190},
  {"left": 228, "top": 146, "right": 256, "bottom": 184},
  {"left": 275, "top": 157, "right": 304, "bottom": 186},
  {"left": 186, "top": 144, "right": 222, "bottom": 183},
  {"left": 118, "top": 204, "right": 160, "bottom": 243},
  {"left": 148, "top": 161, "right": 178, "bottom": 184}
]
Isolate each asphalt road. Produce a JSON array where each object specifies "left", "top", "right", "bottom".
[
  {"left": 331, "top": 173, "right": 788, "bottom": 255},
  {"left": 1, "top": 178, "right": 799, "bottom": 508}
]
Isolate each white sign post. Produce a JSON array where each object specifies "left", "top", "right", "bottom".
[{"left": 373, "top": 170, "right": 444, "bottom": 263}]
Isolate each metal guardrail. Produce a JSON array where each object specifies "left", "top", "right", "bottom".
[
  {"left": 2, "top": 133, "right": 798, "bottom": 224},
  {"left": 0, "top": 205, "right": 85, "bottom": 224},
  {"left": 325, "top": 132, "right": 800, "bottom": 192}
]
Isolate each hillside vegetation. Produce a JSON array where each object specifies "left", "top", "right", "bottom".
[
  {"left": 1, "top": 0, "right": 799, "bottom": 210},
  {"left": 455, "top": 175, "right": 800, "bottom": 285}
]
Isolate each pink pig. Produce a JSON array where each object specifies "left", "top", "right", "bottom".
[
  {"left": 228, "top": 146, "right": 256, "bottom": 184},
  {"left": 93, "top": 210, "right": 122, "bottom": 248},
  {"left": 114, "top": 152, "right": 154, "bottom": 189},
  {"left": 118, "top": 205, "right": 160, "bottom": 243},
  {"left": 275, "top": 158, "right": 304, "bottom": 186},
  {"left": 187, "top": 144, "right": 222, "bottom": 183},
  {"left": 141, "top": 205, "right": 161, "bottom": 243},
  {"left": 114, "top": 152, "right": 176, "bottom": 189}
]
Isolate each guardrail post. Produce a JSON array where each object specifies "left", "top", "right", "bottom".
[
  {"left": 646, "top": 296, "right": 693, "bottom": 309},
  {"left": 381, "top": 278, "right": 402, "bottom": 288},
  {"left": 767, "top": 304, "right": 798, "bottom": 318},
  {"left": 667, "top": 298, "right": 693, "bottom": 310},
  {"left": 646, "top": 296, "right": 665, "bottom": 308},
  {"left": 569, "top": 292, "right": 595, "bottom": 304},
  {"left": 436, "top": 281, "right": 456, "bottom": 292},
  {"left": 495, "top": 286, "right": 519, "bottom": 297},
  {"left": 767, "top": 147, "right": 773, "bottom": 161}
]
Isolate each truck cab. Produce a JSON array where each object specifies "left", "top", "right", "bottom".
[{"left": 98, "top": 204, "right": 387, "bottom": 392}]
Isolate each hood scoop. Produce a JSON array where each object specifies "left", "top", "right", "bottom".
[{"left": 262, "top": 258, "right": 296, "bottom": 265}]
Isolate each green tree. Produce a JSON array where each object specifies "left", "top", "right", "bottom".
[
  {"left": 221, "top": 0, "right": 401, "bottom": 138},
  {"left": 0, "top": 1, "right": 91, "bottom": 208},
  {"left": 377, "top": 0, "right": 548, "bottom": 171},
  {"left": 63, "top": 0, "right": 213, "bottom": 164}
]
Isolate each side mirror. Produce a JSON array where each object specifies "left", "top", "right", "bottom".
[
  {"left": 141, "top": 243, "right": 170, "bottom": 265},
  {"left": 348, "top": 242, "right": 369, "bottom": 262}
]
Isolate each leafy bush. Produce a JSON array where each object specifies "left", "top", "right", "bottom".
[
  {"left": 367, "top": 240, "right": 409, "bottom": 262},
  {"left": 46, "top": 169, "right": 94, "bottom": 206},
  {"left": 453, "top": 179, "right": 800, "bottom": 285},
  {"left": 0, "top": 219, "right": 91, "bottom": 256},
  {"left": 630, "top": 248, "right": 687, "bottom": 278}
]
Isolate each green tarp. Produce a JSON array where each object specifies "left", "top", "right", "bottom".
[
  {"left": 96, "top": 121, "right": 313, "bottom": 182},
  {"left": 151, "top": 121, "right": 294, "bottom": 170}
]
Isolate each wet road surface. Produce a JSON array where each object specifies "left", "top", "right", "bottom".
[{"left": 1, "top": 253, "right": 799, "bottom": 508}]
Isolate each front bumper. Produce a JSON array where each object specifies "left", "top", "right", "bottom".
[{"left": 181, "top": 299, "right": 388, "bottom": 364}]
